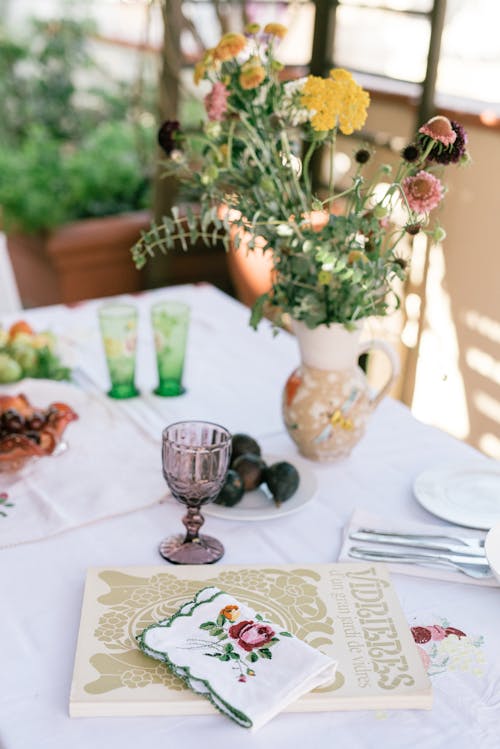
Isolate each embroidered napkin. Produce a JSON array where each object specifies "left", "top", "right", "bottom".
[
  {"left": 338, "top": 509, "right": 498, "bottom": 587},
  {"left": 137, "top": 586, "right": 337, "bottom": 730}
]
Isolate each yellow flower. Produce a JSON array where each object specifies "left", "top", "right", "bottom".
[
  {"left": 300, "top": 68, "right": 369, "bottom": 134},
  {"left": 193, "top": 48, "right": 218, "bottom": 85},
  {"left": 215, "top": 33, "right": 246, "bottom": 62},
  {"left": 239, "top": 64, "right": 266, "bottom": 90},
  {"left": 264, "top": 22, "right": 288, "bottom": 39},
  {"left": 219, "top": 604, "right": 240, "bottom": 622},
  {"left": 318, "top": 270, "right": 333, "bottom": 285},
  {"left": 193, "top": 61, "right": 206, "bottom": 85}
]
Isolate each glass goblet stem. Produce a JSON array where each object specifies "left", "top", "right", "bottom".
[{"left": 182, "top": 500, "right": 205, "bottom": 543}]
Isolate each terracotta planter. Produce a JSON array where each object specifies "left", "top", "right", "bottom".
[{"left": 7, "top": 211, "right": 150, "bottom": 308}]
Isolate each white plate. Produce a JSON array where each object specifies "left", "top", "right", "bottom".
[
  {"left": 413, "top": 465, "right": 500, "bottom": 530},
  {"left": 205, "top": 454, "right": 317, "bottom": 521},
  {"left": 485, "top": 523, "right": 500, "bottom": 584}
]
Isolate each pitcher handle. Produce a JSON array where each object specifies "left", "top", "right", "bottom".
[{"left": 358, "top": 339, "right": 400, "bottom": 409}]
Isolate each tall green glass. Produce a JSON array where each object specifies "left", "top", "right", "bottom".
[
  {"left": 98, "top": 302, "right": 139, "bottom": 399},
  {"left": 151, "top": 300, "right": 190, "bottom": 397}
]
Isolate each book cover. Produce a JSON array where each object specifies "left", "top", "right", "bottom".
[{"left": 70, "top": 563, "right": 432, "bottom": 716}]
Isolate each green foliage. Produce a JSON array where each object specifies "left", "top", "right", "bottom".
[
  {"left": 0, "top": 17, "right": 155, "bottom": 234},
  {"left": 131, "top": 27, "right": 466, "bottom": 329}
]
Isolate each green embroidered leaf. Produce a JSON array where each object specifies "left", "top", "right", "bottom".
[
  {"left": 216, "top": 614, "right": 225, "bottom": 627},
  {"left": 199, "top": 621, "right": 216, "bottom": 630},
  {"left": 219, "top": 654, "right": 230, "bottom": 662},
  {"left": 255, "top": 614, "right": 263, "bottom": 621},
  {"left": 246, "top": 652, "right": 259, "bottom": 663},
  {"left": 279, "top": 631, "right": 292, "bottom": 637},
  {"left": 229, "top": 652, "right": 240, "bottom": 660},
  {"left": 211, "top": 628, "right": 224, "bottom": 637},
  {"left": 224, "top": 643, "right": 234, "bottom": 653},
  {"left": 258, "top": 648, "right": 272, "bottom": 659},
  {"left": 217, "top": 633, "right": 228, "bottom": 641},
  {"left": 270, "top": 637, "right": 280, "bottom": 643}
]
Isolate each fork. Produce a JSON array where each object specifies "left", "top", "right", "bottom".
[{"left": 348, "top": 547, "right": 493, "bottom": 579}]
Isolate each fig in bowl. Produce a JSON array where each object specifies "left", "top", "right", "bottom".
[{"left": 0, "top": 394, "right": 78, "bottom": 473}]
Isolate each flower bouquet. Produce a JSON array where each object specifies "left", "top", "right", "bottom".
[{"left": 132, "top": 22, "right": 469, "bottom": 332}]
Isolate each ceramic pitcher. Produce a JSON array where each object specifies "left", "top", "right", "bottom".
[{"left": 282, "top": 321, "right": 399, "bottom": 462}]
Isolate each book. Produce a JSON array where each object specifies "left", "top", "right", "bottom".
[{"left": 70, "top": 563, "right": 432, "bottom": 717}]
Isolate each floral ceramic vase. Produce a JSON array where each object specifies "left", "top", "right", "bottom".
[{"left": 283, "top": 321, "right": 399, "bottom": 462}]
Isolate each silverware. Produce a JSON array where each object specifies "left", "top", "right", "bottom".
[
  {"left": 350, "top": 528, "right": 486, "bottom": 557},
  {"left": 348, "top": 546, "right": 492, "bottom": 580}
]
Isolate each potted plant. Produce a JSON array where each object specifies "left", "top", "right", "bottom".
[{"left": 0, "top": 18, "right": 155, "bottom": 307}]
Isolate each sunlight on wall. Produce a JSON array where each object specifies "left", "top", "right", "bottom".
[{"left": 411, "top": 244, "right": 470, "bottom": 440}]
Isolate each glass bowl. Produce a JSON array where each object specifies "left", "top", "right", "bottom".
[{"left": 0, "top": 394, "right": 78, "bottom": 474}]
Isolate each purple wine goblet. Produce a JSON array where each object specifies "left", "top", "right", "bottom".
[{"left": 159, "top": 420, "right": 231, "bottom": 564}]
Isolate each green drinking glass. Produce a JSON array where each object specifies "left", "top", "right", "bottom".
[
  {"left": 151, "top": 300, "right": 190, "bottom": 397},
  {"left": 98, "top": 302, "right": 140, "bottom": 399}
]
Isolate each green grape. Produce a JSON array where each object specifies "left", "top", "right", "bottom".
[{"left": 0, "top": 353, "right": 23, "bottom": 383}]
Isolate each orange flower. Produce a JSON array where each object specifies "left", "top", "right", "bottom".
[
  {"left": 220, "top": 604, "right": 240, "bottom": 622},
  {"left": 239, "top": 64, "right": 266, "bottom": 90},
  {"left": 215, "top": 33, "right": 246, "bottom": 62},
  {"left": 264, "top": 22, "right": 288, "bottom": 39}
]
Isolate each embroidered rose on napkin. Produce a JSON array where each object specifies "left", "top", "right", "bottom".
[
  {"left": 229, "top": 620, "right": 276, "bottom": 652},
  {"left": 137, "top": 586, "right": 336, "bottom": 729}
]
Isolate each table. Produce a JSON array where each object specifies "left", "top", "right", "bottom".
[{"left": 1, "top": 284, "right": 498, "bottom": 749}]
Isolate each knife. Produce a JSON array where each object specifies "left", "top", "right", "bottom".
[{"left": 349, "top": 530, "right": 486, "bottom": 557}]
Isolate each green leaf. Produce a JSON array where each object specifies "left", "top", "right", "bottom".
[
  {"left": 199, "top": 621, "right": 216, "bottom": 630},
  {"left": 279, "top": 631, "right": 292, "bottom": 637},
  {"left": 216, "top": 614, "right": 225, "bottom": 627},
  {"left": 219, "top": 654, "right": 230, "bottom": 662},
  {"left": 255, "top": 614, "right": 263, "bottom": 621},
  {"left": 217, "top": 633, "right": 228, "bottom": 641},
  {"left": 223, "top": 643, "right": 234, "bottom": 653},
  {"left": 229, "top": 652, "right": 240, "bottom": 660},
  {"left": 258, "top": 648, "right": 272, "bottom": 659},
  {"left": 246, "top": 651, "right": 259, "bottom": 663},
  {"left": 210, "top": 627, "right": 224, "bottom": 637}
]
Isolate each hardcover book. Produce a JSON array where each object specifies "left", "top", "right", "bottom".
[{"left": 70, "top": 563, "right": 432, "bottom": 716}]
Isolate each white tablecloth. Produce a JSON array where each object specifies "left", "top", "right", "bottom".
[{"left": 0, "top": 284, "right": 498, "bottom": 749}]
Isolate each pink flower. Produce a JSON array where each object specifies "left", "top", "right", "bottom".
[
  {"left": 228, "top": 620, "right": 275, "bottom": 652},
  {"left": 419, "top": 115, "right": 456, "bottom": 146},
  {"left": 403, "top": 170, "right": 443, "bottom": 213},
  {"left": 417, "top": 645, "right": 431, "bottom": 671},
  {"left": 428, "top": 625, "right": 446, "bottom": 641},
  {"left": 204, "top": 82, "right": 230, "bottom": 121}
]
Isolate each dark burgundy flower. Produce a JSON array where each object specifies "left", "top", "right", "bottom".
[
  {"left": 229, "top": 619, "right": 275, "bottom": 652},
  {"left": 418, "top": 120, "right": 468, "bottom": 165},
  {"left": 445, "top": 626, "right": 467, "bottom": 639},
  {"left": 158, "top": 120, "right": 181, "bottom": 155},
  {"left": 355, "top": 148, "right": 371, "bottom": 164},
  {"left": 405, "top": 223, "right": 422, "bottom": 236},
  {"left": 411, "top": 626, "right": 432, "bottom": 644},
  {"left": 401, "top": 144, "right": 420, "bottom": 163}
]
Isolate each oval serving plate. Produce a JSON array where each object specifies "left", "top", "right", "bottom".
[{"left": 205, "top": 453, "right": 318, "bottom": 521}]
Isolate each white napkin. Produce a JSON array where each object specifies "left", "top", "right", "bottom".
[
  {"left": 138, "top": 586, "right": 336, "bottom": 730},
  {"left": 338, "top": 509, "right": 498, "bottom": 587},
  {"left": 0, "top": 379, "right": 167, "bottom": 548}
]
